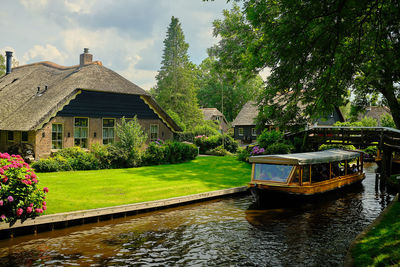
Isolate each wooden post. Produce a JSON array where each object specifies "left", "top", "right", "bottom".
[
  {"left": 329, "top": 163, "right": 332, "bottom": 179},
  {"left": 309, "top": 165, "right": 312, "bottom": 184}
]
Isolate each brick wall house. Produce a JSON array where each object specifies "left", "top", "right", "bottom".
[{"left": 0, "top": 49, "right": 181, "bottom": 159}]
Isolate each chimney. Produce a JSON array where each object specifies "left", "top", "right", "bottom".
[
  {"left": 79, "top": 48, "right": 92, "bottom": 66},
  {"left": 5, "top": 51, "right": 13, "bottom": 74}
]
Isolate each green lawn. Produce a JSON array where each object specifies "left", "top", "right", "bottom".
[
  {"left": 38, "top": 156, "right": 251, "bottom": 214},
  {"left": 351, "top": 201, "right": 400, "bottom": 266}
]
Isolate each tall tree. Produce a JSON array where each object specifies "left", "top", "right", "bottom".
[
  {"left": 196, "top": 56, "right": 263, "bottom": 122},
  {"left": 210, "top": 1, "right": 400, "bottom": 129},
  {"left": 153, "top": 16, "right": 203, "bottom": 131}
]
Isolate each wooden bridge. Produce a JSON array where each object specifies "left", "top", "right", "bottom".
[{"left": 287, "top": 126, "right": 400, "bottom": 179}]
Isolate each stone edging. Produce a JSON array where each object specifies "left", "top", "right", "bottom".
[
  {"left": 343, "top": 193, "right": 399, "bottom": 266},
  {"left": 0, "top": 186, "right": 248, "bottom": 237}
]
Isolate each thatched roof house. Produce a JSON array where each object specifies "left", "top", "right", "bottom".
[
  {"left": 201, "top": 108, "right": 229, "bottom": 133},
  {"left": 232, "top": 100, "right": 344, "bottom": 143},
  {"left": 358, "top": 106, "right": 392, "bottom": 126},
  {"left": 0, "top": 49, "right": 181, "bottom": 159}
]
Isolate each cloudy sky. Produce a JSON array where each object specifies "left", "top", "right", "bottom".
[{"left": 1, "top": 0, "right": 233, "bottom": 90}]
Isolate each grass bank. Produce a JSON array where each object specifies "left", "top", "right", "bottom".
[
  {"left": 38, "top": 156, "right": 251, "bottom": 214},
  {"left": 351, "top": 199, "right": 400, "bottom": 266}
]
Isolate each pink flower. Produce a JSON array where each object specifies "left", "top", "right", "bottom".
[
  {"left": 42, "top": 206, "right": 47, "bottom": 211},
  {"left": 0, "top": 214, "right": 5, "bottom": 220},
  {"left": 43, "top": 187, "right": 49, "bottom": 193},
  {"left": 3, "top": 166, "right": 8, "bottom": 171},
  {"left": 32, "top": 178, "right": 38, "bottom": 184},
  {"left": 29, "top": 203, "right": 34, "bottom": 207},
  {"left": 26, "top": 207, "right": 33, "bottom": 214},
  {"left": 0, "top": 168, "right": 4, "bottom": 175},
  {"left": 42, "top": 201, "right": 46, "bottom": 206},
  {"left": 25, "top": 174, "right": 30, "bottom": 179},
  {"left": 31, "top": 173, "right": 37, "bottom": 179},
  {"left": 16, "top": 208, "right": 23, "bottom": 217},
  {"left": 0, "top": 200, "right": 3, "bottom": 206},
  {"left": 2, "top": 177, "right": 8, "bottom": 183},
  {"left": 7, "top": 196, "right": 13, "bottom": 202},
  {"left": 35, "top": 208, "right": 40, "bottom": 213}
]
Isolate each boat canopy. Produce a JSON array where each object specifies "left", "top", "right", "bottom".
[{"left": 249, "top": 149, "right": 361, "bottom": 165}]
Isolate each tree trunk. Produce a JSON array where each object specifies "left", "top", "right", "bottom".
[{"left": 380, "top": 85, "right": 400, "bottom": 129}]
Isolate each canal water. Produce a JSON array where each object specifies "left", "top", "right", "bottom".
[{"left": 0, "top": 163, "right": 394, "bottom": 266}]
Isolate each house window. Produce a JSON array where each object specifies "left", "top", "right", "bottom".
[
  {"left": 150, "top": 124, "right": 159, "bottom": 141},
  {"left": 103, "top": 118, "right": 115, "bottom": 145},
  {"left": 7, "top": 131, "right": 14, "bottom": 143},
  {"left": 21, "top": 132, "right": 29, "bottom": 143},
  {"left": 74, "top": 118, "right": 88, "bottom": 148},
  {"left": 238, "top": 128, "right": 244, "bottom": 136},
  {"left": 52, "top": 124, "right": 63, "bottom": 149},
  {"left": 252, "top": 128, "right": 257, "bottom": 136}
]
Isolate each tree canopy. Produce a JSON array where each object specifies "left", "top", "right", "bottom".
[
  {"left": 196, "top": 56, "right": 264, "bottom": 122},
  {"left": 210, "top": 1, "right": 400, "bottom": 129},
  {"left": 152, "top": 16, "right": 203, "bottom": 131}
]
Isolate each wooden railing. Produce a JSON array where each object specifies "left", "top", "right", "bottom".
[{"left": 287, "top": 126, "right": 400, "bottom": 151}]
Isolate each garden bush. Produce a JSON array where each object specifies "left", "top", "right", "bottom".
[
  {"left": 143, "top": 140, "right": 198, "bottom": 165},
  {"left": 114, "top": 117, "right": 147, "bottom": 167},
  {"left": 207, "top": 145, "right": 232, "bottom": 156},
  {"left": 264, "top": 142, "right": 293, "bottom": 155},
  {"left": 194, "top": 134, "right": 238, "bottom": 154},
  {"left": 0, "top": 153, "right": 48, "bottom": 226},
  {"left": 31, "top": 157, "right": 62, "bottom": 172},
  {"left": 237, "top": 147, "right": 251, "bottom": 162},
  {"left": 257, "top": 130, "right": 285, "bottom": 149}
]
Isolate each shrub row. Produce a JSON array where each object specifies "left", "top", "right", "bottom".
[
  {"left": 32, "top": 141, "right": 199, "bottom": 173},
  {"left": 194, "top": 134, "right": 238, "bottom": 154}
]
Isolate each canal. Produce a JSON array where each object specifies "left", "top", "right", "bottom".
[{"left": 0, "top": 163, "right": 394, "bottom": 266}]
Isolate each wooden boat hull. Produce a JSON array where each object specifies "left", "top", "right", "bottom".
[{"left": 249, "top": 173, "right": 365, "bottom": 203}]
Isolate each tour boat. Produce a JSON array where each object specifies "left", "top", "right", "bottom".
[{"left": 249, "top": 149, "right": 365, "bottom": 202}]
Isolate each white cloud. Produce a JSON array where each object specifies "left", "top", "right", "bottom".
[
  {"left": 63, "top": 0, "right": 96, "bottom": 14},
  {"left": 19, "top": 0, "right": 48, "bottom": 10},
  {"left": 23, "top": 44, "right": 67, "bottom": 65}
]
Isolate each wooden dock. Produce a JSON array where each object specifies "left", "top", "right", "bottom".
[{"left": 0, "top": 186, "right": 248, "bottom": 239}]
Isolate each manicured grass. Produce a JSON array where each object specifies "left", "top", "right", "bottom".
[
  {"left": 38, "top": 156, "right": 251, "bottom": 214},
  {"left": 351, "top": 201, "right": 400, "bottom": 266}
]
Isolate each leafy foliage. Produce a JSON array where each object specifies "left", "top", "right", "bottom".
[
  {"left": 256, "top": 130, "right": 285, "bottom": 151},
  {"left": 380, "top": 114, "right": 396, "bottom": 128},
  {"left": 152, "top": 16, "right": 203, "bottom": 131},
  {"left": 114, "top": 117, "right": 147, "bottom": 167},
  {"left": 210, "top": 1, "right": 400, "bottom": 129},
  {"left": 194, "top": 135, "right": 238, "bottom": 154},
  {"left": 196, "top": 56, "right": 264, "bottom": 122},
  {"left": 142, "top": 140, "right": 198, "bottom": 165},
  {"left": 334, "top": 117, "right": 378, "bottom": 127},
  {"left": 0, "top": 153, "right": 48, "bottom": 226}
]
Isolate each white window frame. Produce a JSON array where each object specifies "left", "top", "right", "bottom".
[
  {"left": 238, "top": 128, "right": 244, "bottom": 136},
  {"left": 102, "top": 118, "right": 115, "bottom": 145},
  {"left": 74, "top": 117, "right": 89, "bottom": 148},
  {"left": 51, "top": 124, "right": 63, "bottom": 149},
  {"left": 150, "top": 124, "right": 159, "bottom": 141},
  {"left": 252, "top": 128, "right": 257, "bottom": 137}
]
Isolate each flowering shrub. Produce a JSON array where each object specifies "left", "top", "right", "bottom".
[
  {"left": 250, "top": 146, "right": 265, "bottom": 156},
  {"left": 0, "top": 152, "right": 48, "bottom": 226}
]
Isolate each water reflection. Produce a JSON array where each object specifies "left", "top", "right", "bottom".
[{"left": 0, "top": 163, "right": 394, "bottom": 266}]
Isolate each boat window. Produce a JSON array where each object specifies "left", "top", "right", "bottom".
[
  {"left": 291, "top": 167, "right": 300, "bottom": 183},
  {"left": 311, "top": 163, "right": 330, "bottom": 182},
  {"left": 303, "top": 165, "right": 311, "bottom": 183},
  {"left": 253, "top": 164, "right": 293, "bottom": 182}
]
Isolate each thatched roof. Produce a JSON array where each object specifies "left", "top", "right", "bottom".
[
  {"left": 358, "top": 106, "right": 391, "bottom": 126},
  {"left": 0, "top": 61, "right": 181, "bottom": 132},
  {"left": 201, "top": 108, "right": 223, "bottom": 121},
  {"left": 232, "top": 101, "right": 258, "bottom": 126}
]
